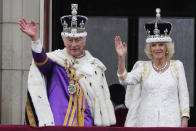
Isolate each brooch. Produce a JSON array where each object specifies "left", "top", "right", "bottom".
[{"left": 68, "top": 83, "right": 76, "bottom": 94}]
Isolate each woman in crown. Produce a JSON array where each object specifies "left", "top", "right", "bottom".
[{"left": 114, "top": 9, "right": 189, "bottom": 127}]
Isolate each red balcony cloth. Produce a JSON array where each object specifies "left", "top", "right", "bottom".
[{"left": 0, "top": 125, "right": 195, "bottom": 131}]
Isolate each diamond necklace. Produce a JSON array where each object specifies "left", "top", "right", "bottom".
[{"left": 153, "top": 61, "right": 168, "bottom": 71}]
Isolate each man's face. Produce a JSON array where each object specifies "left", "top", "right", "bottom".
[{"left": 64, "top": 37, "right": 86, "bottom": 57}]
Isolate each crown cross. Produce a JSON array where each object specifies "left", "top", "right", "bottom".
[{"left": 164, "top": 29, "right": 168, "bottom": 35}]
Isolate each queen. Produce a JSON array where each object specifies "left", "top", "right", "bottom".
[{"left": 114, "top": 8, "right": 190, "bottom": 127}]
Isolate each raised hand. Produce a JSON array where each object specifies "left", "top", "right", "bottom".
[
  {"left": 114, "top": 36, "right": 127, "bottom": 57},
  {"left": 19, "top": 18, "right": 38, "bottom": 41}
]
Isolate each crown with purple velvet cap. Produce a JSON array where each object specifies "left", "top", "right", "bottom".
[{"left": 60, "top": 4, "right": 88, "bottom": 38}]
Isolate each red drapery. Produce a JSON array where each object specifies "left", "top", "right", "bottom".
[{"left": 0, "top": 125, "right": 195, "bottom": 131}]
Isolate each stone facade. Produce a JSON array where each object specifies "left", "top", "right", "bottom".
[
  {"left": 0, "top": 0, "right": 129, "bottom": 125},
  {"left": 0, "top": 0, "right": 40, "bottom": 124}
]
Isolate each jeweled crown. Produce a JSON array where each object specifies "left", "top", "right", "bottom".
[
  {"left": 145, "top": 8, "right": 172, "bottom": 43},
  {"left": 60, "top": 4, "right": 88, "bottom": 38}
]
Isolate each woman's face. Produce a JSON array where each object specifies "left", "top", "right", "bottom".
[{"left": 150, "top": 42, "right": 167, "bottom": 60}]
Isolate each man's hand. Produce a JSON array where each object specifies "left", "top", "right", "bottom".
[{"left": 19, "top": 18, "right": 39, "bottom": 41}]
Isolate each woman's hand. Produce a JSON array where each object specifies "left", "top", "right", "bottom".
[
  {"left": 19, "top": 18, "right": 39, "bottom": 41},
  {"left": 181, "top": 116, "right": 189, "bottom": 127},
  {"left": 114, "top": 36, "right": 127, "bottom": 57},
  {"left": 115, "top": 36, "right": 127, "bottom": 75}
]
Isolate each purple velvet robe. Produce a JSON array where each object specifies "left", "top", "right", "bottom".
[{"left": 32, "top": 49, "right": 94, "bottom": 126}]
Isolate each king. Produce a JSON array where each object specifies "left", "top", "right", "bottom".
[{"left": 19, "top": 4, "right": 116, "bottom": 127}]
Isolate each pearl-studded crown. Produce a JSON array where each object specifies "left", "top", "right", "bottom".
[{"left": 145, "top": 8, "right": 172, "bottom": 43}]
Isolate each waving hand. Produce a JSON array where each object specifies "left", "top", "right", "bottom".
[
  {"left": 19, "top": 18, "right": 38, "bottom": 41},
  {"left": 114, "top": 36, "right": 127, "bottom": 57}
]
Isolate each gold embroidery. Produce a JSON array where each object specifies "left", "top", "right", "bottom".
[
  {"left": 181, "top": 108, "right": 190, "bottom": 117},
  {"left": 26, "top": 97, "right": 37, "bottom": 126},
  {"left": 171, "top": 60, "right": 179, "bottom": 80},
  {"left": 34, "top": 57, "right": 49, "bottom": 66},
  {"left": 141, "top": 61, "right": 147, "bottom": 83}
]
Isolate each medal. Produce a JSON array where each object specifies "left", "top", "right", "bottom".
[{"left": 68, "top": 83, "right": 76, "bottom": 94}]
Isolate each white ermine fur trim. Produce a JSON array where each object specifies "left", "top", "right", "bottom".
[
  {"left": 28, "top": 61, "right": 55, "bottom": 126},
  {"left": 31, "top": 48, "right": 116, "bottom": 126}
]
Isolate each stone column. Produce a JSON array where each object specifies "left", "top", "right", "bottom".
[{"left": 0, "top": 0, "right": 40, "bottom": 124}]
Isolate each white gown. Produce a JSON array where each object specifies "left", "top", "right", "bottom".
[{"left": 119, "top": 60, "right": 190, "bottom": 127}]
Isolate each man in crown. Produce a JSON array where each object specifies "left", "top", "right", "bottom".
[{"left": 19, "top": 4, "right": 116, "bottom": 126}]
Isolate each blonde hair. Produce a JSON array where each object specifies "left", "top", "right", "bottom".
[{"left": 144, "top": 42, "right": 175, "bottom": 60}]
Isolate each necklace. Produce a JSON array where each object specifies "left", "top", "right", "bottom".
[{"left": 153, "top": 61, "right": 168, "bottom": 72}]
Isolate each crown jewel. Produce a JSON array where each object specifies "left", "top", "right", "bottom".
[
  {"left": 145, "top": 8, "right": 172, "bottom": 43},
  {"left": 60, "top": 4, "right": 88, "bottom": 38}
]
